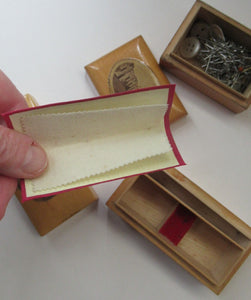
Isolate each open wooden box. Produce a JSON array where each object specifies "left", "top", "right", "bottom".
[
  {"left": 160, "top": 0, "right": 251, "bottom": 113},
  {"left": 106, "top": 168, "right": 251, "bottom": 294}
]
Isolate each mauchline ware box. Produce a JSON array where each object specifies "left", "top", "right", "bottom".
[
  {"left": 160, "top": 0, "right": 251, "bottom": 113},
  {"left": 106, "top": 168, "right": 251, "bottom": 294},
  {"left": 85, "top": 35, "right": 187, "bottom": 123}
]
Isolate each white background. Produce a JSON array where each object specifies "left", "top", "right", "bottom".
[{"left": 0, "top": 0, "right": 250, "bottom": 299}]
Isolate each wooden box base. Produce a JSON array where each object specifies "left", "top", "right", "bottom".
[
  {"left": 106, "top": 169, "right": 251, "bottom": 294},
  {"left": 160, "top": 0, "right": 251, "bottom": 113},
  {"left": 16, "top": 187, "right": 98, "bottom": 236}
]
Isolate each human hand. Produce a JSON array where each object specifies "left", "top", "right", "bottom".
[{"left": 0, "top": 70, "right": 47, "bottom": 219}]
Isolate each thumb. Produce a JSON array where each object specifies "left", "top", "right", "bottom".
[{"left": 0, "top": 125, "right": 47, "bottom": 179}]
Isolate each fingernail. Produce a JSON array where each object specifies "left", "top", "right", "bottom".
[{"left": 21, "top": 144, "right": 47, "bottom": 176}]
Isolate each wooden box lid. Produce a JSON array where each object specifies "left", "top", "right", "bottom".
[{"left": 85, "top": 35, "right": 187, "bottom": 123}]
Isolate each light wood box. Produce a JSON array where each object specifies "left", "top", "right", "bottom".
[
  {"left": 160, "top": 0, "right": 251, "bottom": 113},
  {"left": 15, "top": 94, "right": 98, "bottom": 236},
  {"left": 85, "top": 35, "right": 187, "bottom": 123},
  {"left": 106, "top": 168, "right": 251, "bottom": 294}
]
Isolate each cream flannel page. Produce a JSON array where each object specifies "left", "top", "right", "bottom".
[{"left": 7, "top": 87, "right": 181, "bottom": 198}]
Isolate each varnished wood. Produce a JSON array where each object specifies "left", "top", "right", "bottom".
[
  {"left": 16, "top": 187, "right": 98, "bottom": 236},
  {"left": 85, "top": 35, "right": 187, "bottom": 123}
]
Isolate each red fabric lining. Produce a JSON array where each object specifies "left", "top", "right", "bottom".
[{"left": 159, "top": 204, "right": 196, "bottom": 246}]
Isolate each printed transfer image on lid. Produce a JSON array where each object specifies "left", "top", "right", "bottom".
[
  {"left": 85, "top": 35, "right": 187, "bottom": 122},
  {"left": 108, "top": 58, "right": 160, "bottom": 93}
]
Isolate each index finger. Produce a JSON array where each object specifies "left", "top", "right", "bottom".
[{"left": 0, "top": 70, "right": 27, "bottom": 115}]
